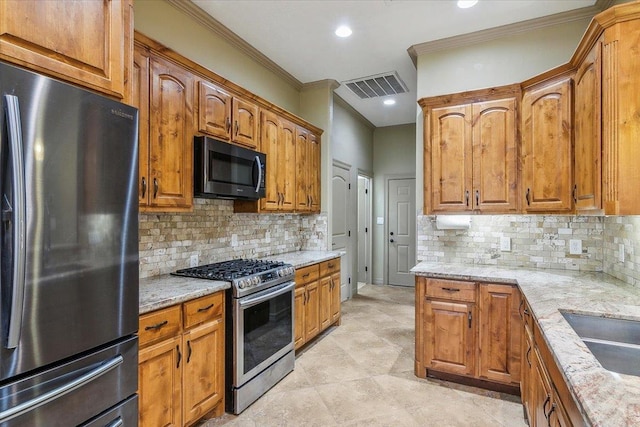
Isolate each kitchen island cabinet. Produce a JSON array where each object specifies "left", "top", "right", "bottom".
[{"left": 138, "top": 292, "right": 225, "bottom": 427}]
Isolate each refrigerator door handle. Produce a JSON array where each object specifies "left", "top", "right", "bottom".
[
  {"left": 0, "top": 354, "right": 123, "bottom": 423},
  {"left": 3, "top": 95, "right": 27, "bottom": 349}
]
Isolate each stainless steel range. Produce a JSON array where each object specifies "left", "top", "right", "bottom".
[{"left": 173, "top": 259, "right": 295, "bottom": 414}]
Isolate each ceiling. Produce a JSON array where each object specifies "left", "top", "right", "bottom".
[{"left": 188, "top": 0, "right": 603, "bottom": 128}]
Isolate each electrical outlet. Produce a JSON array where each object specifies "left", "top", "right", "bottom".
[
  {"left": 569, "top": 239, "right": 582, "bottom": 255},
  {"left": 190, "top": 254, "right": 198, "bottom": 267},
  {"left": 500, "top": 236, "right": 511, "bottom": 252},
  {"left": 619, "top": 244, "right": 625, "bottom": 263}
]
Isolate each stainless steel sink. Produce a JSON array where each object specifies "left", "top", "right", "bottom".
[{"left": 560, "top": 311, "right": 640, "bottom": 377}]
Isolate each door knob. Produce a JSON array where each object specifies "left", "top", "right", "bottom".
[
  {"left": 390, "top": 239, "right": 395, "bottom": 243},
  {"left": 390, "top": 232, "right": 394, "bottom": 236}
]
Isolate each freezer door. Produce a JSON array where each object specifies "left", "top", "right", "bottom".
[
  {"left": 0, "top": 336, "right": 137, "bottom": 427},
  {"left": 0, "top": 61, "right": 139, "bottom": 379},
  {"left": 80, "top": 394, "right": 138, "bottom": 427}
]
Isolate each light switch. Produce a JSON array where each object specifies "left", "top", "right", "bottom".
[
  {"left": 569, "top": 239, "right": 582, "bottom": 255},
  {"left": 500, "top": 236, "right": 511, "bottom": 252},
  {"left": 376, "top": 217, "right": 384, "bottom": 225}
]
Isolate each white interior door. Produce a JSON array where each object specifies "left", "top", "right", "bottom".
[
  {"left": 357, "top": 175, "right": 371, "bottom": 285},
  {"left": 387, "top": 178, "right": 416, "bottom": 286},
  {"left": 332, "top": 162, "right": 351, "bottom": 299}
]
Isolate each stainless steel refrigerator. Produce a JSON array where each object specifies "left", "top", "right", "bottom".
[{"left": 0, "top": 61, "right": 139, "bottom": 426}]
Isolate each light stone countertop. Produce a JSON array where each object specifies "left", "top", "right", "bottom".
[
  {"left": 139, "top": 250, "right": 343, "bottom": 314},
  {"left": 411, "top": 262, "right": 640, "bottom": 427}
]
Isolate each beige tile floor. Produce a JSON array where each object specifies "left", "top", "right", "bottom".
[{"left": 200, "top": 284, "right": 526, "bottom": 427}]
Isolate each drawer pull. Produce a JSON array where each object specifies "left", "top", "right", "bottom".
[
  {"left": 145, "top": 320, "right": 168, "bottom": 331},
  {"left": 441, "top": 287, "right": 461, "bottom": 292},
  {"left": 187, "top": 340, "right": 192, "bottom": 363},
  {"left": 176, "top": 345, "right": 181, "bottom": 369},
  {"left": 303, "top": 273, "right": 310, "bottom": 278},
  {"left": 328, "top": 263, "right": 335, "bottom": 268},
  {"left": 197, "top": 303, "right": 214, "bottom": 312}
]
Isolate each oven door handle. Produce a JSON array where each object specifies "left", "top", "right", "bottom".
[{"left": 238, "top": 281, "right": 295, "bottom": 309}]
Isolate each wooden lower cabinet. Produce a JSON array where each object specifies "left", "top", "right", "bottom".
[
  {"left": 415, "top": 277, "right": 520, "bottom": 391},
  {"left": 138, "top": 292, "right": 225, "bottom": 427},
  {"left": 520, "top": 297, "right": 585, "bottom": 427},
  {"left": 294, "top": 258, "right": 341, "bottom": 350}
]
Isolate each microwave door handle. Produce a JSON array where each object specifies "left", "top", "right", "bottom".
[
  {"left": 253, "top": 155, "right": 263, "bottom": 193},
  {"left": 3, "top": 95, "right": 27, "bottom": 349}
]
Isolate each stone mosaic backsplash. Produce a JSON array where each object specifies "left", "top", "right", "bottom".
[
  {"left": 417, "top": 214, "right": 640, "bottom": 288},
  {"left": 139, "top": 198, "right": 328, "bottom": 278}
]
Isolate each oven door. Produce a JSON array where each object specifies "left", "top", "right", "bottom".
[{"left": 233, "top": 281, "right": 294, "bottom": 387}]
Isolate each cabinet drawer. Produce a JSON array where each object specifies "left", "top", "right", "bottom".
[
  {"left": 139, "top": 305, "right": 182, "bottom": 347},
  {"left": 426, "top": 279, "right": 476, "bottom": 302},
  {"left": 184, "top": 292, "right": 224, "bottom": 329},
  {"left": 295, "top": 264, "right": 320, "bottom": 286},
  {"left": 319, "top": 258, "right": 340, "bottom": 277}
]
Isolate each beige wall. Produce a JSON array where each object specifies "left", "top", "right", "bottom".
[
  {"left": 134, "top": 0, "right": 300, "bottom": 114},
  {"left": 372, "top": 124, "right": 416, "bottom": 284}
]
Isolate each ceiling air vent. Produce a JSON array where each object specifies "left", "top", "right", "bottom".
[{"left": 344, "top": 71, "right": 408, "bottom": 99}]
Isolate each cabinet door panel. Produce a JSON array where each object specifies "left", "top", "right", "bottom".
[
  {"left": 281, "top": 120, "right": 297, "bottom": 210},
  {"left": 133, "top": 48, "right": 150, "bottom": 206},
  {"left": 472, "top": 99, "right": 518, "bottom": 212},
  {"left": 295, "top": 128, "right": 311, "bottom": 212},
  {"left": 182, "top": 320, "right": 224, "bottom": 425},
  {"left": 294, "top": 287, "right": 305, "bottom": 350},
  {"left": 309, "top": 133, "right": 321, "bottom": 212},
  {"left": 574, "top": 41, "right": 602, "bottom": 214},
  {"left": 319, "top": 276, "right": 332, "bottom": 331},
  {"left": 0, "top": 0, "right": 127, "bottom": 98},
  {"left": 232, "top": 97, "right": 258, "bottom": 148},
  {"left": 198, "top": 81, "right": 231, "bottom": 140},
  {"left": 149, "top": 57, "right": 193, "bottom": 209},
  {"left": 139, "top": 336, "right": 182, "bottom": 427},
  {"left": 521, "top": 78, "right": 573, "bottom": 212},
  {"left": 430, "top": 105, "right": 473, "bottom": 212},
  {"left": 305, "top": 282, "right": 320, "bottom": 341},
  {"left": 330, "top": 271, "right": 341, "bottom": 324},
  {"left": 478, "top": 284, "right": 521, "bottom": 384},
  {"left": 260, "top": 111, "right": 282, "bottom": 211},
  {"left": 424, "top": 300, "right": 474, "bottom": 376}
]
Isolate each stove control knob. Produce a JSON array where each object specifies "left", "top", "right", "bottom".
[
  {"left": 252, "top": 276, "right": 260, "bottom": 286},
  {"left": 238, "top": 279, "right": 247, "bottom": 289},
  {"left": 278, "top": 269, "right": 284, "bottom": 277}
]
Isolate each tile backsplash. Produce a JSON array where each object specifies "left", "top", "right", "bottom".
[
  {"left": 417, "top": 214, "right": 640, "bottom": 288},
  {"left": 139, "top": 198, "right": 327, "bottom": 278}
]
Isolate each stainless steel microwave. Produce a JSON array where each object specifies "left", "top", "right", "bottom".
[{"left": 194, "top": 136, "right": 266, "bottom": 200}]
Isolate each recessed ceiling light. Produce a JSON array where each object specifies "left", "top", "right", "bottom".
[
  {"left": 335, "top": 25, "right": 352, "bottom": 38},
  {"left": 384, "top": 99, "right": 396, "bottom": 106},
  {"left": 457, "top": 0, "right": 478, "bottom": 9}
]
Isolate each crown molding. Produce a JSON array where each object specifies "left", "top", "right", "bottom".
[
  {"left": 407, "top": 2, "right": 612, "bottom": 66},
  {"left": 302, "top": 79, "right": 341, "bottom": 92},
  {"left": 166, "top": 0, "right": 303, "bottom": 90}
]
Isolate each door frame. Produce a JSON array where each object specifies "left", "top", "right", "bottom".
[
  {"left": 357, "top": 171, "right": 372, "bottom": 287},
  {"left": 332, "top": 159, "right": 353, "bottom": 300},
  {"left": 384, "top": 174, "right": 416, "bottom": 286}
]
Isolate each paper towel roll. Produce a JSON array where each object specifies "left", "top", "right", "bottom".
[{"left": 436, "top": 215, "right": 471, "bottom": 230}]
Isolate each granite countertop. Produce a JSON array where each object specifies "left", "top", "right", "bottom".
[
  {"left": 411, "top": 262, "right": 640, "bottom": 427},
  {"left": 139, "top": 250, "right": 343, "bottom": 314}
]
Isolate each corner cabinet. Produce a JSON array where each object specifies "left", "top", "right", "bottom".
[
  {"left": 415, "top": 277, "right": 521, "bottom": 392},
  {"left": 521, "top": 76, "right": 573, "bottom": 213},
  {"left": 139, "top": 293, "right": 225, "bottom": 427},
  {"left": 0, "top": 0, "right": 132, "bottom": 99},
  {"left": 296, "top": 129, "right": 321, "bottom": 213},
  {"left": 294, "top": 258, "right": 340, "bottom": 350},
  {"left": 420, "top": 86, "right": 519, "bottom": 214},
  {"left": 133, "top": 45, "right": 194, "bottom": 212}
]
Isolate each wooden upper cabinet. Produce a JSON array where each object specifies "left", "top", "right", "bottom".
[
  {"left": 260, "top": 111, "right": 282, "bottom": 211},
  {"left": 472, "top": 98, "right": 518, "bottom": 212},
  {"left": 198, "top": 81, "right": 232, "bottom": 140},
  {"left": 309, "top": 133, "right": 321, "bottom": 212},
  {"left": 133, "top": 47, "right": 151, "bottom": 207},
  {"left": 147, "top": 56, "right": 194, "bottom": 211},
  {"left": 424, "top": 90, "right": 518, "bottom": 214},
  {"left": 600, "top": 15, "right": 640, "bottom": 215},
  {"left": 0, "top": 0, "right": 131, "bottom": 99},
  {"left": 232, "top": 97, "right": 259, "bottom": 148},
  {"left": 429, "top": 104, "right": 473, "bottom": 212},
  {"left": 521, "top": 77, "right": 573, "bottom": 213},
  {"left": 281, "top": 120, "right": 298, "bottom": 210},
  {"left": 197, "top": 82, "right": 258, "bottom": 149},
  {"left": 574, "top": 39, "right": 602, "bottom": 214}
]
